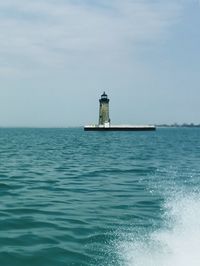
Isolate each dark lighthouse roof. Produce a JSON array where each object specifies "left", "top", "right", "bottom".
[{"left": 99, "top": 91, "right": 109, "bottom": 102}]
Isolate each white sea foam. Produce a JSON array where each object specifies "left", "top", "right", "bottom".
[{"left": 117, "top": 192, "right": 200, "bottom": 266}]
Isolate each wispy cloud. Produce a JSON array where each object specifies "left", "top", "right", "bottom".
[{"left": 0, "top": 0, "right": 184, "bottom": 74}]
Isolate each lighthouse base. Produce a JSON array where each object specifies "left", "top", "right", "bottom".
[{"left": 84, "top": 125, "right": 156, "bottom": 131}]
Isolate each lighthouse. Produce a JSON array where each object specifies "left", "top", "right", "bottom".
[
  {"left": 99, "top": 92, "right": 110, "bottom": 127},
  {"left": 84, "top": 92, "right": 156, "bottom": 131}
]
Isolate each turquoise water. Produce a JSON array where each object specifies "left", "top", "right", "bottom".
[{"left": 0, "top": 128, "right": 200, "bottom": 266}]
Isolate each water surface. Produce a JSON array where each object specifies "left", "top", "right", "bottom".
[{"left": 0, "top": 128, "right": 200, "bottom": 265}]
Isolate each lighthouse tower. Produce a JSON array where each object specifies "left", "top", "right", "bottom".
[{"left": 99, "top": 92, "right": 110, "bottom": 127}]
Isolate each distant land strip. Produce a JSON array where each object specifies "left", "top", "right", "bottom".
[{"left": 156, "top": 123, "right": 200, "bottom": 128}]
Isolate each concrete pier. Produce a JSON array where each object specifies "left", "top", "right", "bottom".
[{"left": 84, "top": 125, "right": 156, "bottom": 131}]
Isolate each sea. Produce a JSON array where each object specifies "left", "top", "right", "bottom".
[{"left": 0, "top": 127, "right": 200, "bottom": 266}]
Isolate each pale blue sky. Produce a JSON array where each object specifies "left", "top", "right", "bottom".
[{"left": 0, "top": 0, "right": 199, "bottom": 127}]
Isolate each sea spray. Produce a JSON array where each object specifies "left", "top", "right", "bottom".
[{"left": 116, "top": 192, "right": 200, "bottom": 266}]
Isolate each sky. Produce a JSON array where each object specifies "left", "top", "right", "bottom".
[{"left": 0, "top": 0, "right": 199, "bottom": 127}]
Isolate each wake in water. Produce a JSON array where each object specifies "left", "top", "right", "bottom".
[{"left": 116, "top": 191, "right": 200, "bottom": 266}]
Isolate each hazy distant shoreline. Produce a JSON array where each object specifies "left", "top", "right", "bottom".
[{"left": 156, "top": 123, "right": 200, "bottom": 128}]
